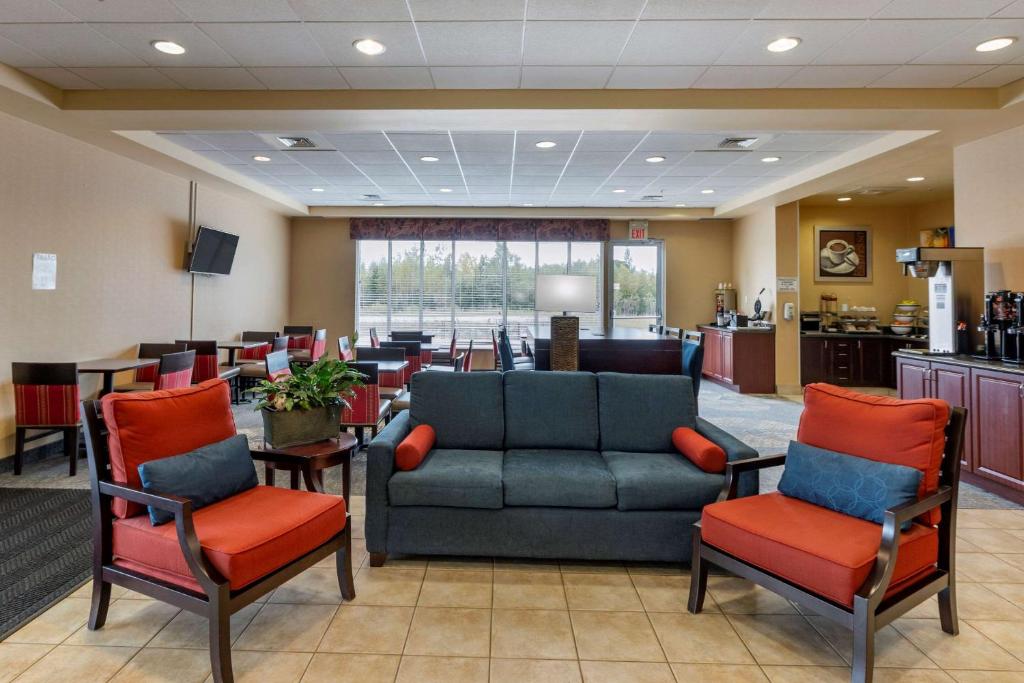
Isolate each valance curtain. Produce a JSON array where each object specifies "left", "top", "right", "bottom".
[{"left": 349, "top": 217, "right": 609, "bottom": 242}]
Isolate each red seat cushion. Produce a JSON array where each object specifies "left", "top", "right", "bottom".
[
  {"left": 112, "top": 485, "right": 346, "bottom": 591},
  {"left": 702, "top": 492, "right": 938, "bottom": 607},
  {"left": 102, "top": 379, "right": 237, "bottom": 518},
  {"left": 799, "top": 383, "right": 949, "bottom": 524}
]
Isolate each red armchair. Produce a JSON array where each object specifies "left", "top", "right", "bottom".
[
  {"left": 688, "top": 384, "right": 967, "bottom": 683},
  {"left": 11, "top": 362, "right": 81, "bottom": 476},
  {"left": 81, "top": 379, "right": 355, "bottom": 683}
]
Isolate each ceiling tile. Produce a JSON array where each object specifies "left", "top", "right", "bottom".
[
  {"left": 514, "top": 150, "right": 572, "bottom": 164},
  {"left": 527, "top": 0, "right": 645, "bottom": 20},
  {"left": 159, "top": 67, "right": 266, "bottom": 89},
  {"left": 414, "top": 163, "right": 464, "bottom": 175},
  {"left": 0, "top": 34, "right": 51, "bottom": 67},
  {"left": 912, "top": 19, "right": 1024, "bottom": 64},
  {"left": 0, "top": 24, "right": 145, "bottom": 67},
  {"left": 715, "top": 20, "right": 863, "bottom": 66},
  {"left": 996, "top": 1, "right": 1024, "bottom": 17},
  {"left": 642, "top": 0, "right": 769, "bottom": 20},
  {"left": 417, "top": 21, "right": 523, "bottom": 66},
  {"left": 386, "top": 132, "right": 453, "bottom": 151},
  {"left": 338, "top": 66, "right": 433, "bottom": 88},
  {"left": 867, "top": 64, "right": 994, "bottom": 87},
  {"left": 514, "top": 165, "right": 564, "bottom": 176},
  {"left": 606, "top": 66, "right": 705, "bottom": 88},
  {"left": 0, "top": 0, "right": 77, "bottom": 21},
  {"left": 172, "top": 0, "right": 299, "bottom": 21},
  {"left": 619, "top": 21, "right": 749, "bottom": 65},
  {"left": 523, "top": 21, "right": 634, "bottom": 65},
  {"left": 693, "top": 65, "right": 802, "bottom": 88},
  {"left": 53, "top": 0, "right": 187, "bottom": 21},
  {"left": 451, "top": 132, "right": 515, "bottom": 151},
  {"left": 956, "top": 64, "right": 1024, "bottom": 86},
  {"left": 19, "top": 66, "right": 98, "bottom": 89},
  {"left": 156, "top": 132, "right": 216, "bottom": 150},
  {"left": 520, "top": 65, "right": 613, "bottom": 87},
  {"left": 343, "top": 150, "right": 404, "bottom": 164},
  {"left": 576, "top": 132, "right": 648, "bottom": 151},
  {"left": 430, "top": 66, "right": 521, "bottom": 88},
  {"left": 90, "top": 23, "right": 239, "bottom": 67},
  {"left": 408, "top": 0, "right": 525, "bottom": 21},
  {"left": 197, "top": 23, "right": 328, "bottom": 67},
  {"left": 248, "top": 67, "right": 349, "bottom": 89},
  {"left": 515, "top": 131, "right": 582, "bottom": 149},
  {"left": 756, "top": 0, "right": 891, "bottom": 18},
  {"left": 191, "top": 132, "right": 275, "bottom": 150},
  {"left": 67, "top": 66, "right": 181, "bottom": 88},
  {"left": 287, "top": 0, "right": 411, "bottom": 21},
  {"left": 306, "top": 22, "right": 425, "bottom": 66},
  {"left": 458, "top": 151, "right": 514, "bottom": 164},
  {"left": 685, "top": 150, "right": 749, "bottom": 164},
  {"left": 813, "top": 19, "right": 977, "bottom": 65},
  {"left": 638, "top": 133, "right": 724, "bottom": 151},
  {"left": 781, "top": 65, "right": 898, "bottom": 87},
  {"left": 323, "top": 133, "right": 392, "bottom": 151},
  {"left": 873, "top": 0, "right": 1011, "bottom": 19}
]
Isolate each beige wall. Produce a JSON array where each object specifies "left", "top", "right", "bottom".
[
  {"left": 0, "top": 110, "right": 290, "bottom": 459},
  {"left": 731, "top": 205, "right": 777, "bottom": 319},
  {"left": 774, "top": 202, "right": 801, "bottom": 393},
  {"left": 955, "top": 125, "right": 1024, "bottom": 290}
]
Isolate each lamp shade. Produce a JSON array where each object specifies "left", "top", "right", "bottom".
[{"left": 536, "top": 274, "right": 597, "bottom": 313}]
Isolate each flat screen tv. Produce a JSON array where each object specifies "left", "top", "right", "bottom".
[{"left": 188, "top": 226, "right": 238, "bottom": 275}]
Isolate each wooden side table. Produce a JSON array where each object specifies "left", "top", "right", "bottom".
[{"left": 250, "top": 434, "right": 359, "bottom": 501}]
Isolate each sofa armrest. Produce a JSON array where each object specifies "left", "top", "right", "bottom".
[
  {"left": 365, "top": 410, "right": 412, "bottom": 553},
  {"left": 695, "top": 416, "right": 761, "bottom": 501}
]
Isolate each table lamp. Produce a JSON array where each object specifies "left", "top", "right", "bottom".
[{"left": 536, "top": 274, "right": 597, "bottom": 371}]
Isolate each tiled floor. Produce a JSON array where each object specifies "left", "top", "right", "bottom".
[{"left": 5, "top": 500, "right": 1024, "bottom": 682}]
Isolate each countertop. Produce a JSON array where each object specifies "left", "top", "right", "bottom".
[
  {"left": 802, "top": 331, "right": 929, "bottom": 342},
  {"left": 699, "top": 324, "right": 775, "bottom": 334},
  {"left": 526, "top": 326, "right": 679, "bottom": 342},
  {"left": 892, "top": 350, "right": 1024, "bottom": 376}
]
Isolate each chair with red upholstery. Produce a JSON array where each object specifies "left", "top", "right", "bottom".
[
  {"left": 130, "top": 343, "right": 186, "bottom": 385},
  {"left": 284, "top": 325, "right": 313, "bottom": 354},
  {"left": 369, "top": 327, "right": 380, "bottom": 348},
  {"left": 291, "top": 328, "right": 326, "bottom": 365},
  {"left": 351, "top": 346, "right": 405, "bottom": 401},
  {"left": 11, "top": 362, "right": 81, "bottom": 476},
  {"left": 337, "top": 336, "right": 354, "bottom": 361},
  {"left": 462, "top": 339, "right": 474, "bottom": 372},
  {"left": 340, "top": 361, "right": 392, "bottom": 446},
  {"left": 234, "top": 331, "right": 278, "bottom": 365},
  {"left": 117, "top": 350, "right": 196, "bottom": 392},
  {"left": 81, "top": 379, "right": 355, "bottom": 683},
  {"left": 237, "top": 337, "right": 289, "bottom": 398},
  {"left": 687, "top": 384, "right": 967, "bottom": 683},
  {"left": 380, "top": 340, "right": 421, "bottom": 387},
  {"left": 176, "top": 340, "right": 241, "bottom": 386}
]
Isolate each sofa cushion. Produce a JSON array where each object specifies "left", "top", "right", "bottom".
[
  {"left": 503, "top": 372, "right": 599, "bottom": 450},
  {"left": 602, "top": 451, "right": 723, "bottom": 511},
  {"left": 503, "top": 449, "right": 616, "bottom": 508},
  {"left": 597, "top": 373, "right": 696, "bottom": 452},
  {"left": 702, "top": 492, "right": 939, "bottom": 607},
  {"left": 388, "top": 449, "right": 504, "bottom": 509},
  {"left": 410, "top": 372, "right": 504, "bottom": 450}
]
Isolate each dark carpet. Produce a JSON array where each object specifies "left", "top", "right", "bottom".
[{"left": 0, "top": 488, "right": 92, "bottom": 640}]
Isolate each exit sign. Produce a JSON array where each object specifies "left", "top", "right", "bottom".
[{"left": 628, "top": 220, "right": 648, "bottom": 240}]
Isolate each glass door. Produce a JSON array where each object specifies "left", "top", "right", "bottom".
[{"left": 610, "top": 240, "right": 664, "bottom": 330}]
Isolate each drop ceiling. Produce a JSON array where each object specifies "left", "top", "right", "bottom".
[
  {"left": 4, "top": 1, "right": 1024, "bottom": 90},
  {"left": 156, "top": 128, "right": 889, "bottom": 207}
]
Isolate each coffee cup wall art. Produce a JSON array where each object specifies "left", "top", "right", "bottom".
[{"left": 814, "top": 226, "right": 872, "bottom": 283}]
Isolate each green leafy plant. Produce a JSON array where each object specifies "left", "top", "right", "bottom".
[{"left": 253, "top": 358, "right": 364, "bottom": 412}]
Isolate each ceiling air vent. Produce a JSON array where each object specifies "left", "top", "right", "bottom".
[
  {"left": 848, "top": 186, "right": 906, "bottom": 196},
  {"left": 718, "top": 137, "right": 759, "bottom": 150},
  {"left": 362, "top": 194, "right": 382, "bottom": 201},
  {"left": 276, "top": 136, "right": 317, "bottom": 148},
  {"left": 635, "top": 195, "right": 664, "bottom": 202}
]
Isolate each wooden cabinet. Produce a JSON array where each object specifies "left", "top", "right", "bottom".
[
  {"left": 932, "top": 362, "right": 973, "bottom": 470},
  {"left": 858, "top": 338, "right": 887, "bottom": 387},
  {"left": 800, "top": 337, "right": 828, "bottom": 385},
  {"left": 801, "top": 336, "right": 927, "bottom": 388},
  {"left": 720, "top": 333, "right": 734, "bottom": 383},
  {"left": 897, "top": 357, "right": 931, "bottom": 400},
  {"left": 704, "top": 329, "right": 722, "bottom": 379},
  {"left": 699, "top": 326, "right": 775, "bottom": 394}
]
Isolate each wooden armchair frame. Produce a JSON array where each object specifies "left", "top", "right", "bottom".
[
  {"left": 81, "top": 399, "right": 355, "bottom": 683},
  {"left": 688, "top": 407, "right": 966, "bottom": 683}
]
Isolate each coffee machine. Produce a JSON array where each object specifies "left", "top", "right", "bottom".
[
  {"left": 977, "top": 290, "right": 1016, "bottom": 360},
  {"left": 896, "top": 247, "right": 985, "bottom": 354},
  {"left": 1001, "top": 292, "right": 1024, "bottom": 364}
]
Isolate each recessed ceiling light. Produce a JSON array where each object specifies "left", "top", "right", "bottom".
[
  {"left": 761, "top": 156, "right": 781, "bottom": 163},
  {"left": 701, "top": 189, "right": 715, "bottom": 194},
  {"left": 522, "top": 203, "right": 534, "bottom": 207},
  {"left": 353, "top": 38, "right": 386, "bottom": 55},
  {"left": 766, "top": 37, "right": 801, "bottom": 53},
  {"left": 373, "top": 202, "right": 384, "bottom": 206},
  {"left": 535, "top": 141, "right": 557, "bottom": 149},
  {"left": 976, "top": 37, "right": 1016, "bottom": 52},
  {"left": 906, "top": 176, "right": 925, "bottom": 182},
  {"left": 252, "top": 155, "right": 271, "bottom": 162},
  {"left": 675, "top": 203, "right": 686, "bottom": 207},
  {"left": 612, "top": 189, "right": 626, "bottom": 193},
  {"left": 837, "top": 196, "right": 852, "bottom": 202},
  {"left": 151, "top": 40, "right": 186, "bottom": 55},
  {"left": 645, "top": 155, "right": 666, "bottom": 163},
  {"left": 420, "top": 155, "right": 439, "bottom": 162},
  {"left": 439, "top": 188, "right": 453, "bottom": 193},
  {"left": 311, "top": 187, "right": 325, "bottom": 192}
]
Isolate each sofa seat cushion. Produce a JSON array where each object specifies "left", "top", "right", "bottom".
[
  {"left": 701, "top": 492, "right": 939, "bottom": 607},
  {"left": 112, "top": 485, "right": 346, "bottom": 592},
  {"left": 389, "top": 449, "right": 504, "bottom": 509},
  {"left": 602, "top": 451, "right": 723, "bottom": 511},
  {"left": 503, "top": 449, "right": 616, "bottom": 508}
]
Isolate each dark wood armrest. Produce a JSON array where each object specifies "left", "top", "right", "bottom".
[
  {"left": 98, "top": 480, "right": 191, "bottom": 513},
  {"left": 718, "top": 454, "right": 786, "bottom": 501}
]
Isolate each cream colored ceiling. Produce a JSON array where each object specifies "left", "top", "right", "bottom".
[{"left": 4, "top": 0, "right": 1024, "bottom": 90}]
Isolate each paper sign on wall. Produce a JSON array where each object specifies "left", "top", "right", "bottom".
[
  {"left": 776, "top": 276, "right": 798, "bottom": 293},
  {"left": 628, "top": 220, "right": 648, "bottom": 240},
  {"left": 32, "top": 253, "right": 57, "bottom": 290}
]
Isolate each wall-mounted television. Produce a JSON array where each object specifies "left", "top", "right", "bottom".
[{"left": 188, "top": 226, "right": 238, "bottom": 275}]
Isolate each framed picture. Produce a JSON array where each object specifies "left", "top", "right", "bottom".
[
  {"left": 814, "top": 226, "right": 872, "bottom": 283},
  {"left": 919, "top": 226, "right": 954, "bottom": 248}
]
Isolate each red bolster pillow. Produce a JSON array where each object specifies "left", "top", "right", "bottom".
[
  {"left": 396, "top": 425, "right": 435, "bottom": 471},
  {"left": 672, "top": 427, "right": 727, "bottom": 473}
]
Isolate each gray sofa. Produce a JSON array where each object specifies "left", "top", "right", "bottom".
[{"left": 365, "top": 370, "right": 758, "bottom": 566}]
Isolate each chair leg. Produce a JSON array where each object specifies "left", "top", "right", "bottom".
[
  {"left": 852, "top": 598, "right": 876, "bottom": 683},
  {"left": 369, "top": 552, "right": 387, "bottom": 567},
  {"left": 265, "top": 463, "right": 275, "bottom": 487},
  {"left": 355, "top": 427, "right": 365, "bottom": 447},
  {"left": 687, "top": 527, "right": 709, "bottom": 614},
  {"left": 289, "top": 467, "right": 300, "bottom": 490},
  {"left": 938, "top": 583, "right": 959, "bottom": 635},
  {"left": 88, "top": 576, "right": 111, "bottom": 630},
  {"left": 208, "top": 596, "right": 233, "bottom": 683},
  {"left": 64, "top": 427, "right": 79, "bottom": 476},
  {"left": 13, "top": 427, "right": 26, "bottom": 475},
  {"left": 337, "top": 525, "right": 356, "bottom": 601}
]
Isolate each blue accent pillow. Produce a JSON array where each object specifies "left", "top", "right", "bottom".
[
  {"left": 778, "top": 441, "right": 922, "bottom": 530},
  {"left": 137, "top": 434, "right": 258, "bottom": 526}
]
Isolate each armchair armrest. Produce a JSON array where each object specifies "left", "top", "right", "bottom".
[
  {"left": 365, "top": 410, "right": 412, "bottom": 553},
  {"left": 695, "top": 417, "right": 766, "bottom": 501},
  {"left": 98, "top": 480, "right": 191, "bottom": 514},
  {"left": 717, "top": 454, "right": 786, "bottom": 502}
]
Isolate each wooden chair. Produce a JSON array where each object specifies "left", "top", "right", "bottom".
[
  {"left": 462, "top": 339, "right": 475, "bottom": 372},
  {"left": 368, "top": 327, "right": 380, "bottom": 348},
  {"left": 235, "top": 332, "right": 278, "bottom": 364},
  {"left": 453, "top": 352, "right": 466, "bottom": 371},
  {"left": 117, "top": 350, "right": 196, "bottom": 392},
  {"left": 688, "top": 387, "right": 967, "bottom": 683},
  {"left": 283, "top": 325, "right": 314, "bottom": 357},
  {"left": 340, "top": 362, "right": 392, "bottom": 446},
  {"left": 81, "top": 379, "right": 355, "bottom": 683},
  {"left": 176, "top": 340, "right": 241, "bottom": 385},
  {"left": 291, "top": 328, "right": 326, "bottom": 365},
  {"left": 130, "top": 343, "right": 187, "bottom": 385},
  {"left": 337, "top": 336, "right": 354, "bottom": 361},
  {"left": 380, "top": 340, "right": 422, "bottom": 387},
  {"left": 681, "top": 329, "right": 706, "bottom": 404},
  {"left": 11, "top": 362, "right": 82, "bottom": 476},
  {"left": 238, "top": 336, "right": 290, "bottom": 399},
  {"left": 352, "top": 347, "right": 406, "bottom": 400}
]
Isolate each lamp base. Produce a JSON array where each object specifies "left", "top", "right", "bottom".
[{"left": 550, "top": 315, "right": 580, "bottom": 372}]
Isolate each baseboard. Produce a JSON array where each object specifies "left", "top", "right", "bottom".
[
  {"left": 776, "top": 384, "right": 803, "bottom": 396},
  {"left": 0, "top": 438, "right": 67, "bottom": 474}
]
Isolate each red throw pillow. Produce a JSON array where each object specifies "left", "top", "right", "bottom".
[
  {"left": 396, "top": 425, "right": 435, "bottom": 471},
  {"left": 672, "top": 427, "right": 727, "bottom": 473}
]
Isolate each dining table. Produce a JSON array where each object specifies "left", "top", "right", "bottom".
[
  {"left": 217, "top": 340, "right": 262, "bottom": 367},
  {"left": 373, "top": 359, "right": 409, "bottom": 374},
  {"left": 78, "top": 358, "right": 159, "bottom": 396}
]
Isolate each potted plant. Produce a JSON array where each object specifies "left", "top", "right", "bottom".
[{"left": 254, "top": 357, "right": 364, "bottom": 448}]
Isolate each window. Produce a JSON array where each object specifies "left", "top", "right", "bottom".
[{"left": 357, "top": 240, "right": 604, "bottom": 340}]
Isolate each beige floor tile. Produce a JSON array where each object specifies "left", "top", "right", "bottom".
[
  {"left": 960, "top": 528, "right": 1024, "bottom": 554},
  {"left": 490, "top": 658, "right": 582, "bottom": 683},
  {"left": 349, "top": 495, "right": 366, "bottom": 514},
  {"left": 904, "top": 583, "right": 1024, "bottom": 621},
  {"left": 708, "top": 577, "right": 798, "bottom": 615},
  {"left": 417, "top": 570, "right": 492, "bottom": 608},
  {"left": 670, "top": 663, "right": 769, "bottom": 682},
  {"left": 65, "top": 599, "right": 180, "bottom": 647},
  {"left": 377, "top": 553, "right": 429, "bottom": 570},
  {"left": 71, "top": 581, "right": 129, "bottom": 601},
  {"left": 395, "top": 655, "right": 489, "bottom": 683},
  {"left": 491, "top": 608, "right": 577, "bottom": 660},
  {"left": 970, "top": 510, "right": 1024, "bottom": 530},
  {"left": 492, "top": 558, "right": 561, "bottom": 572},
  {"left": 317, "top": 537, "right": 366, "bottom": 569},
  {"left": 203, "top": 650, "right": 310, "bottom": 683},
  {"left": 579, "top": 660, "right": 675, "bottom": 683},
  {"left": 805, "top": 617, "right": 938, "bottom": 669},
  {"left": 631, "top": 574, "right": 702, "bottom": 613},
  {"left": 955, "top": 538, "right": 987, "bottom": 553},
  {"left": 318, "top": 605, "right": 413, "bottom": 654},
  {"left": 570, "top": 611, "right": 665, "bottom": 662},
  {"left": 759, "top": 665, "right": 850, "bottom": 683},
  {"left": 564, "top": 572, "right": 643, "bottom": 611},
  {"left": 350, "top": 516, "right": 365, "bottom": 539},
  {"left": 968, "top": 619, "right": 1024, "bottom": 660},
  {"left": 984, "top": 582, "right": 1024, "bottom": 609},
  {"left": 956, "top": 554, "right": 1024, "bottom": 583},
  {"left": 560, "top": 560, "right": 627, "bottom": 574},
  {"left": 15, "top": 644, "right": 138, "bottom": 683},
  {"left": 350, "top": 567, "right": 424, "bottom": 606},
  {"left": 870, "top": 671, "right": 955, "bottom": 683},
  {"left": 110, "top": 647, "right": 211, "bottom": 683},
  {"left": 427, "top": 556, "right": 494, "bottom": 571},
  {"left": 626, "top": 563, "right": 687, "bottom": 576},
  {"left": 270, "top": 568, "right": 348, "bottom": 605},
  {"left": 493, "top": 571, "right": 567, "bottom": 610},
  {"left": 6, "top": 597, "right": 91, "bottom": 644},
  {"left": 148, "top": 603, "right": 261, "bottom": 649},
  {"left": 403, "top": 607, "right": 490, "bottom": 657},
  {"left": 233, "top": 603, "right": 337, "bottom": 652},
  {"left": 994, "top": 553, "right": 1024, "bottom": 573},
  {"left": 893, "top": 618, "right": 1024, "bottom": 670},
  {"left": 300, "top": 653, "right": 399, "bottom": 682},
  {"left": 957, "top": 510, "right": 994, "bottom": 529},
  {"left": 0, "top": 643, "right": 52, "bottom": 683},
  {"left": 729, "top": 615, "right": 845, "bottom": 666},
  {"left": 948, "top": 671, "right": 1024, "bottom": 682},
  {"left": 647, "top": 612, "right": 753, "bottom": 664}
]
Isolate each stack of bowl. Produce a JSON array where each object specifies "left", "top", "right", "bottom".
[{"left": 891, "top": 302, "right": 920, "bottom": 335}]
